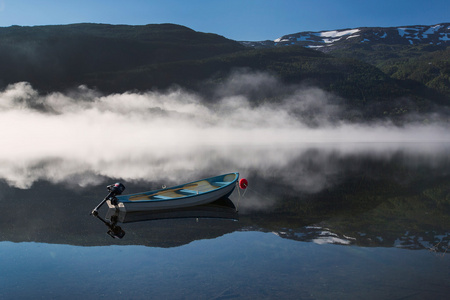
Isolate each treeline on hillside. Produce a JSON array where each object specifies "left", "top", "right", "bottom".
[
  {"left": 380, "top": 47, "right": 450, "bottom": 98},
  {"left": 331, "top": 43, "right": 450, "bottom": 101}
]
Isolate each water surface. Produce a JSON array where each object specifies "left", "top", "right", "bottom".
[{"left": 1, "top": 143, "right": 449, "bottom": 299}]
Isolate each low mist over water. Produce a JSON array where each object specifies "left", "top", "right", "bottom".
[{"left": 0, "top": 72, "right": 449, "bottom": 190}]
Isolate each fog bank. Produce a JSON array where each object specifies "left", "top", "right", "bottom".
[{"left": 0, "top": 78, "right": 449, "bottom": 189}]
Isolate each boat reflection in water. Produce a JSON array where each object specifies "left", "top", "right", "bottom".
[{"left": 94, "top": 198, "right": 239, "bottom": 239}]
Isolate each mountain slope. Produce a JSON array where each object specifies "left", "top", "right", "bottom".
[
  {"left": 0, "top": 23, "right": 245, "bottom": 91},
  {"left": 377, "top": 46, "right": 450, "bottom": 97},
  {"left": 242, "top": 23, "right": 450, "bottom": 100}
]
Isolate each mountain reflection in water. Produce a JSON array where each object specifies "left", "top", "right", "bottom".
[{"left": 0, "top": 143, "right": 448, "bottom": 253}]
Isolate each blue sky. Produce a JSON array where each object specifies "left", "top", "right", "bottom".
[{"left": 0, "top": 0, "right": 448, "bottom": 41}]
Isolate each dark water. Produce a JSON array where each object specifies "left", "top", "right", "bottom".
[{"left": 1, "top": 143, "right": 449, "bottom": 299}]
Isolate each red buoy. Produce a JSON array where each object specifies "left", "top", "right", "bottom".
[{"left": 239, "top": 178, "right": 248, "bottom": 189}]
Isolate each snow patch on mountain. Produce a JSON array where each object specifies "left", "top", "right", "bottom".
[
  {"left": 319, "top": 29, "right": 360, "bottom": 38},
  {"left": 274, "top": 28, "right": 360, "bottom": 44},
  {"left": 424, "top": 25, "right": 443, "bottom": 35},
  {"left": 396, "top": 24, "right": 449, "bottom": 44}
]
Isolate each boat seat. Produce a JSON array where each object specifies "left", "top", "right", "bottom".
[
  {"left": 157, "top": 191, "right": 185, "bottom": 198},
  {"left": 179, "top": 189, "right": 198, "bottom": 195},
  {"left": 152, "top": 195, "right": 173, "bottom": 200},
  {"left": 184, "top": 180, "right": 217, "bottom": 192},
  {"left": 213, "top": 182, "right": 229, "bottom": 186}
]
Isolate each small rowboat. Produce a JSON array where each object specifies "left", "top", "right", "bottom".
[{"left": 107, "top": 172, "right": 239, "bottom": 212}]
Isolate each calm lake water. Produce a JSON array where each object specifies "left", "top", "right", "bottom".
[{"left": 1, "top": 143, "right": 449, "bottom": 299}]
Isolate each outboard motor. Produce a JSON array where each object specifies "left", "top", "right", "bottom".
[
  {"left": 105, "top": 182, "right": 126, "bottom": 205},
  {"left": 106, "top": 182, "right": 126, "bottom": 198},
  {"left": 91, "top": 182, "right": 126, "bottom": 216}
]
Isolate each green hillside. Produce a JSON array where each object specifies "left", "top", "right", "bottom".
[
  {"left": 330, "top": 44, "right": 450, "bottom": 103},
  {"left": 379, "top": 46, "right": 450, "bottom": 98}
]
